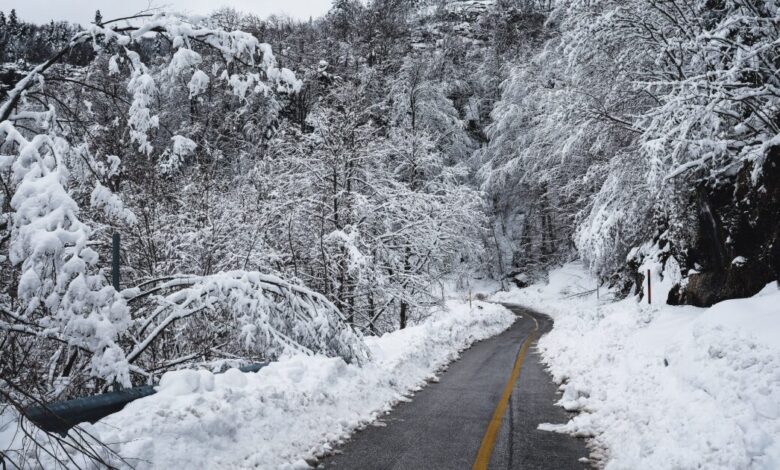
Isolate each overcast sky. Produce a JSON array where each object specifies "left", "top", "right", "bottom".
[{"left": 1, "top": 1, "right": 333, "bottom": 25}]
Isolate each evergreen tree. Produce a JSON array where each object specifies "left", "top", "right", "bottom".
[
  {"left": 94, "top": 9, "right": 103, "bottom": 25},
  {"left": 328, "top": 0, "right": 361, "bottom": 42},
  {"left": 8, "top": 9, "right": 17, "bottom": 32},
  {"left": 0, "top": 12, "right": 6, "bottom": 63}
]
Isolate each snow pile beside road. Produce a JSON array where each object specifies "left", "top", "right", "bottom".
[
  {"left": 2, "top": 300, "right": 513, "bottom": 469},
  {"left": 494, "top": 262, "right": 780, "bottom": 469}
]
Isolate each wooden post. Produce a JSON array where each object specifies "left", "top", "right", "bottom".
[
  {"left": 647, "top": 269, "right": 652, "bottom": 305},
  {"left": 469, "top": 288, "right": 472, "bottom": 309}
]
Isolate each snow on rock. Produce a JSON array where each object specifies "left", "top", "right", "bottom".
[
  {"left": 16, "top": 300, "right": 513, "bottom": 469},
  {"left": 171, "top": 135, "right": 197, "bottom": 156},
  {"left": 494, "top": 262, "right": 780, "bottom": 469}
]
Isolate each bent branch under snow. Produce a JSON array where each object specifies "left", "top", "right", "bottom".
[{"left": 125, "top": 271, "right": 371, "bottom": 369}]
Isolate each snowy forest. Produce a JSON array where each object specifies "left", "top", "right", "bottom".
[{"left": 1, "top": 0, "right": 779, "bottom": 467}]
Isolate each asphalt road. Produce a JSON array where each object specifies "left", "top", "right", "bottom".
[{"left": 318, "top": 304, "right": 590, "bottom": 469}]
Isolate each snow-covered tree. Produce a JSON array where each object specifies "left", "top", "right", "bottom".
[
  {"left": 256, "top": 77, "right": 485, "bottom": 332},
  {"left": 480, "top": 0, "right": 780, "bottom": 294},
  {"left": 0, "top": 12, "right": 366, "bottom": 407}
]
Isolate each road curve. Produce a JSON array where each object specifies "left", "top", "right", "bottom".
[{"left": 317, "top": 304, "right": 590, "bottom": 469}]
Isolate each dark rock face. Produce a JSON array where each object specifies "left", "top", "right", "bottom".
[
  {"left": 672, "top": 145, "right": 780, "bottom": 307},
  {"left": 508, "top": 271, "right": 530, "bottom": 288},
  {"left": 680, "top": 264, "right": 776, "bottom": 307}
]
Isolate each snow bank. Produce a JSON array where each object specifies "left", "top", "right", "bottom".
[
  {"left": 494, "top": 262, "right": 780, "bottom": 469},
  {"left": 2, "top": 300, "right": 513, "bottom": 469}
]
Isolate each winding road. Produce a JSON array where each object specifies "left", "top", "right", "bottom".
[{"left": 319, "top": 304, "right": 591, "bottom": 469}]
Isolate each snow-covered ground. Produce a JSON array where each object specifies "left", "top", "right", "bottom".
[
  {"left": 1, "top": 299, "right": 514, "bottom": 469},
  {"left": 494, "top": 262, "right": 780, "bottom": 469}
]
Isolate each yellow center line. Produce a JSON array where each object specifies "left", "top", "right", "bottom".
[{"left": 472, "top": 311, "right": 540, "bottom": 470}]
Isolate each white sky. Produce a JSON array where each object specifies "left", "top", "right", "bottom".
[{"left": 1, "top": 1, "right": 333, "bottom": 25}]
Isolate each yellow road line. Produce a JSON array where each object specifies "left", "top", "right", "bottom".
[{"left": 472, "top": 311, "right": 540, "bottom": 470}]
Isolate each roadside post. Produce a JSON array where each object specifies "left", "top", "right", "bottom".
[
  {"left": 647, "top": 269, "right": 652, "bottom": 305},
  {"left": 467, "top": 276, "right": 472, "bottom": 309},
  {"left": 112, "top": 232, "right": 121, "bottom": 290}
]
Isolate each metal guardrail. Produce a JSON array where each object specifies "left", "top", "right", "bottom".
[
  {"left": 562, "top": 288, "right": 598, "bottom": 299},
  {"left": 25, "top": 362, "right": 269, "bottom": 435}
]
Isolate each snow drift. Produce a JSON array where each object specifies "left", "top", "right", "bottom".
[
  {"left": 1, "top": 299, "right": 515, "bottom": 468},
  {"left": 495, "top": 263, "right": 780, "bottom": 469}
]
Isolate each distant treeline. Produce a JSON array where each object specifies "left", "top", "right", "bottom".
[{"left": 0, "top": 9, "right": 96, "bottom": 65}]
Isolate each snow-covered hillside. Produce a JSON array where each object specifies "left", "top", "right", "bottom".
[{"left": 495, "top": 264, "right": 780, "bottom": 469}]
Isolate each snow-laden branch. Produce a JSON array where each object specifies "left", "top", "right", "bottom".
[
  {"left": 0, "top": 119, "right": 132, "bottom": 386},
  {"left": 125, "top": 271, "right": 370, "bottom": 367},
  {"left": 0, "top": 12, "right": 302, "bottom": 123}
]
